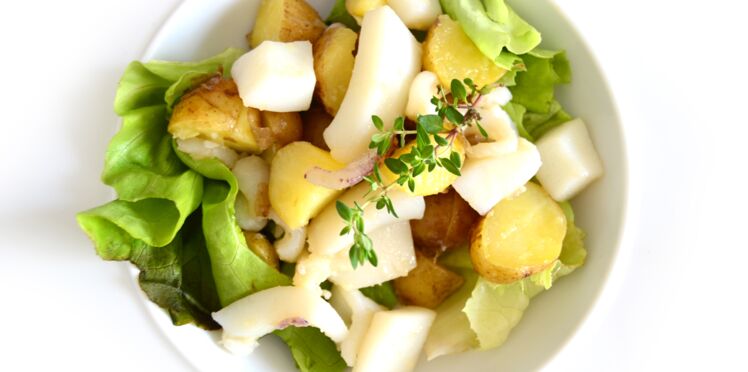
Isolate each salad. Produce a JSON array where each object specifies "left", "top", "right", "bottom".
[{"left": 77, "top": 0, "right": 603, "bottom": 371}]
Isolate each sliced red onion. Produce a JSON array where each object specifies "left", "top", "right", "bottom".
[
  {"left": 277, "top": 317, "right": 310, "bottom": 329},
  {"left": 304, "top": 150, "right": 379, "bottom": 190}
]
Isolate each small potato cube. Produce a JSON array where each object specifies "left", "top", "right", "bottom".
[
  {"left": 301, "top": 104, "right": 333, "bottom": 150},
  {"left": 394, "top": 252, "right": 464, "bottom": 309},
  {"left": 269, "top": 141, "right": 346, "bottom": 229},
  {"left": 168, "top": 78, "right": 263, "bottom": 153},
  {"left": 380, "top": 136, "right": 465, "bottom": 197},
  {"left": 259, "top": 111, "right": 303, "bottom": 148},
  {"left": 232, "top": 41, "right": 316, "bottom": 112},
  {"left": 314, "top": 24, "right": 358, "bottom": 116},
  {"left": 410, "top": 188, "right": 479, "bottom": 257},
  {"left": 248, "top": 0, "right": 326, "bottom": 48},
  {"left": 535, "top": 118, "right": 604, "bottom": 201}
]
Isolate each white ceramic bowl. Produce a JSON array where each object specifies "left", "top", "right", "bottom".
[{"left": 134, "top": 0, "right": 629, "bottom": 370}]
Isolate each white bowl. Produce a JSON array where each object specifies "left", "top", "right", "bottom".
[{"left": 135, "top": 0, "right": 630, "bottom": 370}]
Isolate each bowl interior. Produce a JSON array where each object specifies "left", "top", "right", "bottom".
[{"left": 137, "top": 0, "right": 628, "bottom": 370}]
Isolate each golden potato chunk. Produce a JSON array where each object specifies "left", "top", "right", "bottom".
[
  {"left": 301, "top": 104, "right": 333, "bottom": 150},
  {"left": 394, "top": 252, "right": 464, "bottom": 309},
  {"left": 169, "top": 78, "right": 262, "bottom": 153},
  {"left": 256, "top": 111, "right": 303, "bottom": 163},
  {"left": 410, "top": 188, "right": 479, "bottom": 257},
  {"left": 313, "top": 24, "right": 358, "bottom": 116},
  {"left": 381, "top": 135, "right": 465, "bottom": 196},
  {"left": 269, "top": 141, "right": 346, "bottom": 229},
  {"left": 470, "top": 182, "right": 567, "bottom": 284},
  {"left": 258, "top": 111, "right": 303, "bottom": 148},
  {"left": 248, "top": 0, "right": 326, "bottom": 48},
  {"left": 243, "top": 231, "right": 280, "bottom": 269},
  {"left": 423, "top": 15, "right": 507, "bottom": 88}
]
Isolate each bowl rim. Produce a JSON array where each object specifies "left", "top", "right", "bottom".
[{"left": 529, "top": 1, "right": 638, "bottom": 368}]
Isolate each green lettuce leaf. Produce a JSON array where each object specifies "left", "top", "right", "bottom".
[
  {"left": 509, "top": 50, "right": 570, "bottom": 113},
  {"left": 497, "top": 67, "right": 520, "bottom": 87},
  {"left": 359, "top": 282, "right": 398, "bottom": 309},
  {"left": 441, "top": 0, "right": 541, "bottom": 69},
  {"left": 522, "top": 100, "right": 572, "bottom": 140},
  {"left": 203, "top": 179, "right": 290, "bottom": 306},
  {"left": 133, "top": 212, "right": 222, "bottom": 329},
  {"left": 502, "top": 101, "right": 531, "bottom": 140},
  {"left": 506, "top": 50, "right": 573, "bottom": 141},
  {"left": 114, "top": 48, "right": 244, "bottom": 114},
  {"left": 174, "top": 149, "right": 290, "bottom": 307},
  {"left": 274, "top": 327, "right": 347, "bottom": 372},
  {"left": 79, "top": 48, "right": 247, "bottom": 254},
  {"left": 461, "top": 202, "right": 587, "bottom": 350},
  {"left": 77, "top": 105, "right": 203, "bottom": 251},
  {"left": 78, "top": 211, "right": 221, "bottom": 329},
  {"left": 463, "top": 276, "right": 531, "bottom": 348},
  {"left": 326, "top": 0, "right": 360, "bottom": 31},
  {"left": 558, "top": 202, "right": 587, "bottom": 267}
]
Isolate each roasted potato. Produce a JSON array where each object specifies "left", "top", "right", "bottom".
[
  {"left": 381, "top": 136, "right": 466, "bottom": 197},
  {"left": 423, "top": 15, "right": 507, "bottom": 88},
  {"left": 255, "top": 111, "right": 303, "bottom": 163},
  {"left": 243, "top": 231, "right": 280, "bottom": 269},
  {"left": 410, "top": 188, "right": 479, "bottom": 257},
  {"left": 313, "top": 24, "right": 358, "bottom": 116},
  {"left": 269, "top": 141, "right": 346, "bottom": 229},
  {"left": 258, "top": 111, "right": 303, "bottom": 148},
  {"left": 248, "top": 0, "right": 326, "bottom": 48},
  {"left": 470, "top": 182, "right": 566, "bottom": 284},
  {"left": 168, "top": 78, "right": 263, "bottom": 153},
  {"left": 301, "top": 103, "right": 333, "bottom": 150},
  {"left": 394, "top": 251, "right": 464, "bottom": 309}
]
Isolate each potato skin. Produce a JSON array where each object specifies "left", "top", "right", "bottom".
[
  {"left": 469, "top": 221, "right": 544, "bottom": 284},
  {"left": 243, "top": 231, "right": 279, "bottom": 269},
  {"left": 313, "top": 24, "right": 358, "bottom": 116},
  {"left": 168, "top": 78, "right": 262, "bottom": 153},
  {"left": 394, "top": 252, "right": 464, "bottom": 309},
  {"left": 248, "top": 0, "right": 326, "bottom": 48},
  {"left": 258, "top": 111, "right": 303, "bottom": 148},
  {"left": 469, "top": 183, "right": 566, "bottom": 284},
  {"left": 410, "top": 188, "right": 479, "bottom": 257},
  {"left": 301, "top": 103, "right": 332, "bottom": 150}
]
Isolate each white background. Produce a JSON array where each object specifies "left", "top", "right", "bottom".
[{"left": 1, "top": 0, "right": 746, "bottom": 371}]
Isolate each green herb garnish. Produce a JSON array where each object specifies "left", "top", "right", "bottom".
[{"left": 340, "top": 78, "right": 492, "bottom": 268}]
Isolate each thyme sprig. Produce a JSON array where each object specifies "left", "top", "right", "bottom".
[{"left": 340, "top": 78, "right": 491, "bottom": 268}]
